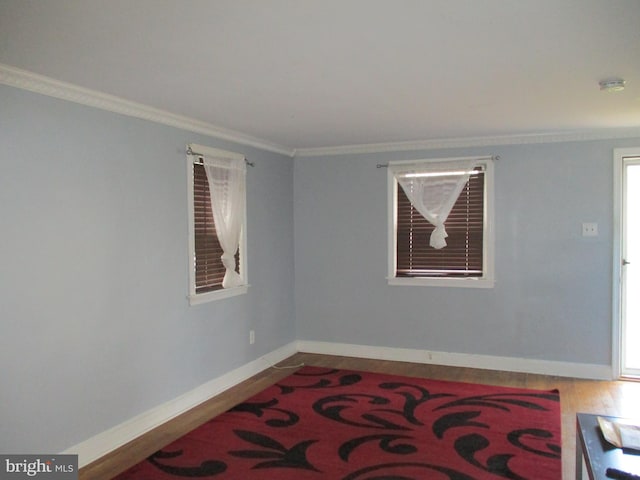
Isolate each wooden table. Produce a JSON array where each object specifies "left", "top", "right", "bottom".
[{"left": 576, "top": 413, "right": 640, "bottom": 479}]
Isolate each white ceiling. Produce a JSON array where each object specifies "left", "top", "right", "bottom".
[{"left": 1, "top": 0, "right": 639, "bottom": 152}]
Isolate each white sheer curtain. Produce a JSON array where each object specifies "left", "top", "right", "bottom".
[
  {"left": 393, "top": 159, "right": 478, "bottom": 249},
  {"left": 203, "top": 156, "right": 246, "bottom": 288}
]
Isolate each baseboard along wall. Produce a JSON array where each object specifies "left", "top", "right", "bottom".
[
  {"left": 65, "top": 342, "right": 298, "bottom": 468},
  {"left": 66, "top": 340, "right": 611, "bottom": 467},
  {"left": 296, "top": 340, "right": 612, "bottom": 381}
]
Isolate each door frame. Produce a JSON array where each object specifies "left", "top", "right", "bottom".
[{"left": 613, "top": 147, "right": 640, "bottom": 379}]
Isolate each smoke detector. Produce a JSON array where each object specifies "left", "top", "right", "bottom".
[{"left": 599, "top": 78, "right": 626, "bottom": 92}]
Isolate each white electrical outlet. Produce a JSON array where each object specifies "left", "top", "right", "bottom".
[
  {"left": 249, "top": 330, "right": 255, "bottom": 345},
  {"left": 582, "top": 222, "right": 598, "bottom": 237}
]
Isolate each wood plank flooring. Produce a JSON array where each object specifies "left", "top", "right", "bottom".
[{"left": 78, "top": 352, "right": 640, "bottom": 480}]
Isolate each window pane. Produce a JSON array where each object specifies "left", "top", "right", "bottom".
[
  {"left": 194, "top": 163, "right": 225, "bottom": 292},
  {"left": 396, "top": 168, "right": 484, "bottom": 277},
  {"left": 193, "top": 163, "right": 240, "bottom": 293}
]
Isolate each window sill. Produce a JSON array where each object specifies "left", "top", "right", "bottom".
[
  {"left": 387, "top": 277, "right": 494, "bottom": 289},
  {"left": 188, "top": 284, "right": 249, "bottom": 305}
]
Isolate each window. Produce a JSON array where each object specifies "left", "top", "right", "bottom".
[
  {"left": 187, "top": 144, "right": 247, "bottom": 304},
  {"left": 388, "top": 157, "right": 494, "bottom": 288}
]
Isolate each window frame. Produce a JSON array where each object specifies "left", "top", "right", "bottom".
[
  {"left": 387, "top": 156, "right": 495, "bottom": 288},
  {"left": 187, "top": 143, "right": 248, "bottom": 305}
]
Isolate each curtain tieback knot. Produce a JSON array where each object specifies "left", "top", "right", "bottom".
[
  {"left": 430, "top": 223, "right": 448, "bottom": 250},
  {"left": 221, "top": 253, "right": 236, "bottom": 270}
]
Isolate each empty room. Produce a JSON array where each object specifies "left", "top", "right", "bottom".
[{"left": 2, "top": 1, "right": 640, "bottom": 479}]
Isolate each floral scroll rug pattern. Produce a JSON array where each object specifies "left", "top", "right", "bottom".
[{"left": 114, "top": 366, "right": 561, "bottom": 479}]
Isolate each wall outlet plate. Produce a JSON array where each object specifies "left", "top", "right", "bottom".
[{"left": 582, "top": 222, "right": 598, "bottom": 237}]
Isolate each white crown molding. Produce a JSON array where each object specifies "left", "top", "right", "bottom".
[
  {"left": 294, "top": 128, "right": 640, "bottom": 157},
  {"left": 4, "top": 63, "right": 640, "bottom": 160},
  {"left": 0, "top": 63, "right": 295, "bottom": 157},
  {"left": 296, "top": 340, "right": 612, "bottom": 380}
]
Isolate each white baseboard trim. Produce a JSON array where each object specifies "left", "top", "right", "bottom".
[
  {"left": 296, "top": 340, "right": 612, "bottom": 380},
  {"left": 66, "top": 341, "right": 297, "bottom": 468},
  {"left": 67, "top": 339, "right": 611, "bottom": 468}
]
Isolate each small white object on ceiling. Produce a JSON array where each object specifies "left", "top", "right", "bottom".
[{"left": 599, "top": 78, "right": 626, "bottom": 92}]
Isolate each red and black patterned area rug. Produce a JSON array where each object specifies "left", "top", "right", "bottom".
[{"left": 114, "top": 367, "right": 561, "bottom": 479}]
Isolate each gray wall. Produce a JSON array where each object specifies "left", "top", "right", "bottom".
[
  {"left": 0, "top": 85, "right": 295, "bottom": 453},
  {"left": 2, "top": 80, "right": 637, "bottom": 455},
  {"left": 293, "top": 139, "right": 638, "bottom": 366}
]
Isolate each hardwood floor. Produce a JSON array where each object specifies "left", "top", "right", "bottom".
[{"left": 79, "top": 352, "right": 640, "bottom": 480}]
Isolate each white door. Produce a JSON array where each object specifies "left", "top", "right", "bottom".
[{"left": 616, "top": 149, "right": 640, "bottom": 378}]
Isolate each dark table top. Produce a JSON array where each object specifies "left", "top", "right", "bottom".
[{"left": 577, "top": 413, "right": 640, "bottom": 480}]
